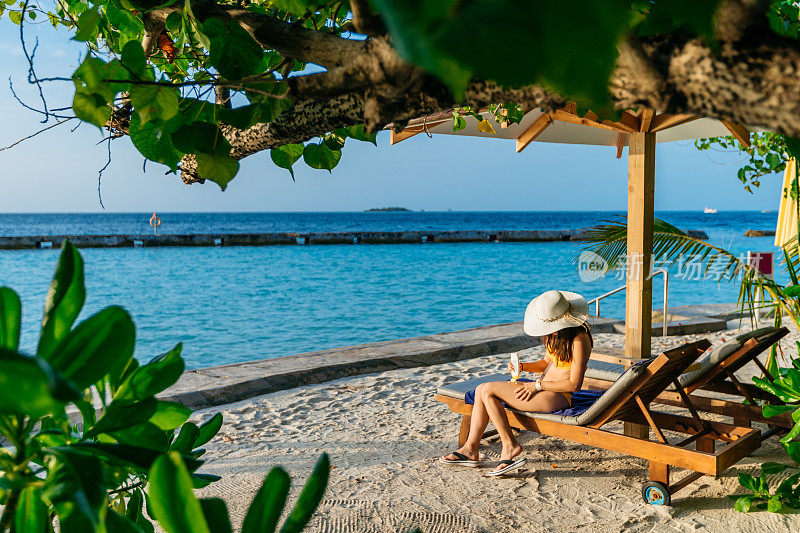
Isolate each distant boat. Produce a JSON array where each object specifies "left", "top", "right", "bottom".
[
  {"left": 761, "top": 209, "right": 774, "bottom": 213},
  {"left": 703, "top": 207, "right": 717, "bottom": 214}
]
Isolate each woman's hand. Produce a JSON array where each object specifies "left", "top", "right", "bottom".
[{"left": 514, "top": 381, "right": 538, "bottom": 401}]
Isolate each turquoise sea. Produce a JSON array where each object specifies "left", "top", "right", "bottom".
[{"left": 0, "top": 211, "right": 782, "bottom": 369}]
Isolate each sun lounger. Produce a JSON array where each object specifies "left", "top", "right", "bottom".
[
  {"left": 434, "top": 340, "right": 761, "bottom": 506},
  {"left": 583, "top": 327, "right": 791, "bottom": 429}
]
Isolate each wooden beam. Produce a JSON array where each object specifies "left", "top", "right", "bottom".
[
  {"left": 515, "top": 113, "right": 553, "bottom": 153},
  {"left": 620, "top": 111, "right": 641, "bottom": 132},
  {"left": 500, "top": 108, "right": 508, "bottom": 129},
  {"left": 389, "top": 128, "right": 422, "bottom": 145},
  {"left": 650, "top": 114, "right": 701, "bottom": 132},
  {"left": 616, "top": 133, "right": 626, "bottom": 159},
  {"left": 640, "top": 109, "right": 655, "bottom": 132},
  {"left": 722, "top": 121, "right": 752, "bottom": 148},
  {"left": 625, "top": 131, "right": 656, "bottom": 360},
  {"left": 551, "top": 110, "right": 628, "bottom": 133}
]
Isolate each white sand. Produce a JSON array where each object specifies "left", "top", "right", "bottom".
[{"left": 192, "top": 323, "right": 800, "bottom": 532}]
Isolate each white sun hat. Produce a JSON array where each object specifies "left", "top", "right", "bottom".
[{"left": 523, "top": 290, "right": 590, "bottom": 336}]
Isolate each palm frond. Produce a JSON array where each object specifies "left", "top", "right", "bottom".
[
  {"left": 578, "top": 216, "right": 791, "bottom": 331},
  {"left": 579, "top": 216, "right": 747, "bottom": 281}
]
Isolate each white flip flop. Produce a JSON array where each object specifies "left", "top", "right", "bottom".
[
  {"left": 486, "top": 457, "right": 526, "bottom": 476},
  {"left": 439, "top": 452, "right": 481, "bottom": 467}
]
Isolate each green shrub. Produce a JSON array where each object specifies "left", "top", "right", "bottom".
[{"left": 0, "top": 241, "right": 328, "bottom": 532}]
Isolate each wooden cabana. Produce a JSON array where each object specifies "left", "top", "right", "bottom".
[
  {"left": 389, "top": 105, "right": 752, "bottom": 363},
  {"left": 391, "top": 106, "right": 752, "bottom": 440}
]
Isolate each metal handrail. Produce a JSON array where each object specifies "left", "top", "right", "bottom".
[{"left": 587, "top": 269, "right": 669, "bottom": 337}]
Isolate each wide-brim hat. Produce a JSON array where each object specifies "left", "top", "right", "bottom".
[{"left": 523, "top": 290, "right": 590, "bottom": 336}]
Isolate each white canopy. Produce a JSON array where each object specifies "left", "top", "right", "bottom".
[{"left": 390, "top": 105, "right": 751, "bottom": 155}]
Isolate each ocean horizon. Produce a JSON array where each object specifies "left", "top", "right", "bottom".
[{"left": 0, "top": 211, "right": 781, "bottom": 368}]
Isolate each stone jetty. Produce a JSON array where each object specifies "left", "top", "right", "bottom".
[{"left": 0, "top": 229, "right": 588, "bottom": 250}]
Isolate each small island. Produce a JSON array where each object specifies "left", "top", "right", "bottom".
[{"left": 364, "top": 207, "right": 413, "bottom": 212}]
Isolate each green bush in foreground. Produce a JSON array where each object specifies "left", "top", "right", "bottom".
[{"left": 0, "top": 241, "right": 328, "bottom": 532}]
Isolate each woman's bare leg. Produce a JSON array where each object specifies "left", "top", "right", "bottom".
[
  {"left": 441, "top": 383, "right": 492, "bottom": 461},
  {"left": 480, "top": 381, "right": 570, "bottom": 471}
]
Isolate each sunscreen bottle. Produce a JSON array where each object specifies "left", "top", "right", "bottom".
[{"left": 510, "top": 352, "right": 521, "bottom": 382}]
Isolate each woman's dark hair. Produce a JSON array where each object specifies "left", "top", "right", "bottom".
[{"left": 542, "top": 323, "right": 593, "bottom": 366}]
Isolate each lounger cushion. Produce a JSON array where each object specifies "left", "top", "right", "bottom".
[
  {"left": 437, "top": 359, "right": 651, "bottom": 426},
  {"left": 677, "top": 327, "right": 778, "bottom": 387},
  {"left": 583, "top": 327, "right": 782, "bottom": 389}
]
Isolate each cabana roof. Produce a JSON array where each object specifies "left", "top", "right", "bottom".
[{"left": 390, "top": 105, "right": 751, "bottom": 156}]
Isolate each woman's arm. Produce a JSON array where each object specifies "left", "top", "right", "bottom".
[{"left": 537, "top": 333, "right": 591, "bottom": 393}]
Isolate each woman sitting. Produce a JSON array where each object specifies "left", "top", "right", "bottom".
[{"left": 439, "top": 290, "right": 593, "bottom": 476}]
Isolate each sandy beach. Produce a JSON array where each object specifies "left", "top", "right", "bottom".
[{"left": 191, "top": 323, "right": 800, "bottom": 532}]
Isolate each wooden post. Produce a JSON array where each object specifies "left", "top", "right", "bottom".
[
  {"left": 624, "top": 131, "right": 655, "bottom": 439},
  {"left": 459, "top": 415, "right": 471, "bottom": 446},
  {"left": 625, "top": 131, "right": 655, "bottom": 360}
]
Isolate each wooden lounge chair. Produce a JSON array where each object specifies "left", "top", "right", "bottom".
[
  {"left": 583, "top": 327, "right": 791, "bottom": 429},
  {"left": 434, "top": 340, "right": 761, "bottom": 506}
]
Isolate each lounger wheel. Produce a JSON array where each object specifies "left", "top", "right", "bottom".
[{"left": 642, "top": 481, "right": 670, "bottom": 506}]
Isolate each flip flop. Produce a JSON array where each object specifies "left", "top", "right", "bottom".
[
  {"left": 486, "top": 457, "right": 526, "bottom": 476},
  {"left": 439, "top": 451, "right": 481, "bottom": 467}
]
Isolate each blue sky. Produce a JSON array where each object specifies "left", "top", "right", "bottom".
[{"left": 0, "top": 20, "right": 784, "bottom": 213}]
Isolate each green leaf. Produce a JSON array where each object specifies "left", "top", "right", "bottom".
[
  {"left": 115, "top": 343, "right": 185, "bottom": 401},
  {"left": 129, "top": 113, "right": 184, "bottom": 170},
  {"left": 738, "top": 473, "right": 759, "bottom": 493},
  {"left": 194, "top": 413, "right": 223, "bottom": 448},
  {"left": 106, "top": 0, "right": 145, "bottom": 38},
  {"left": 303, "top": 143, "right": 341, "bottom": 172},
  {"left": 762, "top": 462, "right": 793, "bottom": 475},
  {"left": 149, "top": 452, "right": 211, "bottom": 533},
  {"left": 345, "top": 124, "right": 377, "bottom": 145},
  {"left": 200, "top": 498, "right": 233, "bottom": 533},
  {"left": 45, "top": 448, "right": 106, "bottom": 529},
  {"left": 106, "top": 509, "right": 147, "bottom": 533},
  {"left": 38, "top": 241, "right": 85, "bottom": 359},
  {"left": 192, "top": 473, "right": 221, "bottom": 488},
  {"left": 786, "top": 441, "right": 800, "bottom": 464},
  {"left": 270, "top": 144, "right": 304, "bottom": 179},
  {"left": 768, "top": 495, "right": 784, "bottom": 513},
  {"left": 150, "top": 401, "right": 191, "bottom": 430},
  {"left": 131, "top": 84, "right": 180, "bottom": 124},
  {"left": 48, "top": 306, "right": 134, "bottom": 388},
  {"left": 74, "top": 7, "right": 100, "bottom": 42},
  {"left": 763, "top": 404, "right": 798, "bottom": 418},
  {"left": 69, "top": 442, "right": 201, "bottom": 472},
  {"left": 171, "top": 122, "right": 231, "bottom": 155},
  {"left": 0, "top": 287, "right": 21, "bottom": 351},
  {"left": 121, "top": 40, "right": 148, "bottom": 78},
  {"left": 279, "top": 453, "right": 330, "bottom": 533},
  {"left": 111, "top": 422, "right": 171, "bottom": 452},
  {"left": 195, "top": 152, "right": 239, "bottom": 190},
  {"left": 783, "top": 284, "right": 800, "bottom": 297},
  {"left": 15, "top": 486, "right": 48, "bottom": 533},
  {"left": 87, "top": 397, "right": 158, "bottom": 437},
  {"left": 242, "top": 467, "right": 290, "bottom": 533},
  {"left": 0, "top": 349, "right": 70, "bottom": 417},
  {"left": 73, "top": 91, "right": 112, "bottom": 128},
  {"left": 734, "top": 495, "right": 760, "bottom": 513},
  {"left": 170, "top": 422, "right": 200, "bottom": 453},
  {"left": 202, "top": 17, "right": 266, "bottom": 80},
  {"left": 323, "top": 133, "right": 346, "bottom": 151}
]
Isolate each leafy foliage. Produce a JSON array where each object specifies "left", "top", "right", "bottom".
[
  {"left": 1, "top": 0, "right": 765, "bottom": 188},
  {"left": 695, "top": 132, "right": 790, "bottom": 193},
  {"left": 0, "top": 241, "right": 330, "bottom": 532}
]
